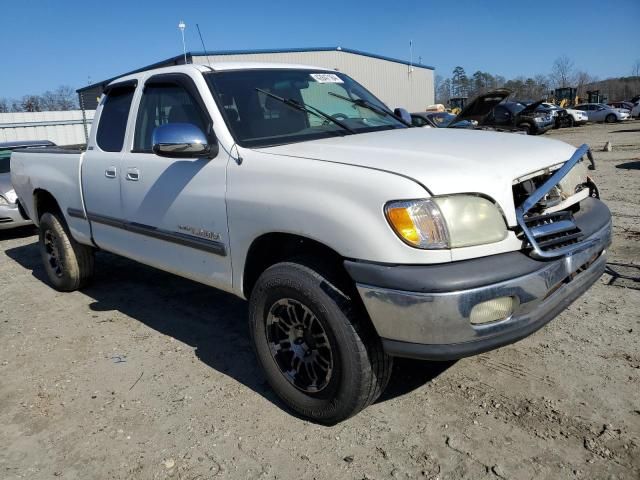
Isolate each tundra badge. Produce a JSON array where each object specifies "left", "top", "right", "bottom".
[{"left": 178, "top": 225, "right": 221, "bottom": 241}]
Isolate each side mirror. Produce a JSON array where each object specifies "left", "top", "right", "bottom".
[
  {"left": 152, "top": 123, "right": 217, "bottom": 158},
  {"left": 393, "top": 107, "right": 412, "bottom": 124}
]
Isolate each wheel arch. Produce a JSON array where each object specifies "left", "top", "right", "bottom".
[
  {"left": 33, "top": 189, "right": 62, "bottom": 224},
  {"left": 242, "top": 232, "right": 351, "bottom": 300}
]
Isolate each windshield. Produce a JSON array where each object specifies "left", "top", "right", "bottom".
[{"left": 205, "top": 69, "right": 406, "bottom": 148}]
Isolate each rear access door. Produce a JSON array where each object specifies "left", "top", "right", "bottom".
[{"left": 81, "top": 80, "right": 137, "bottom": 254}]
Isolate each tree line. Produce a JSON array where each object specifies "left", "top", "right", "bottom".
[
  {"left": 0, "top": 86, "right": 79, "bottom": 113},
  {"left": 435, "top": 56, "right": 640, "bottom": 105}
]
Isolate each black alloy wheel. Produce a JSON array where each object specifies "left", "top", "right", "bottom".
[
  {"left": 265, "top": 298, "right": 334, "bottom": 393},
  {"left": 43, "top": 229, "right": 64, "bottom": 278}
]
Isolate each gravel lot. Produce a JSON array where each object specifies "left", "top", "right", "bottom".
[{"left": 1, "top": 121, "right": 638, "bottom": 480}]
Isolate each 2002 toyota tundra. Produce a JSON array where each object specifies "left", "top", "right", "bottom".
[{"left": 10, "top": 63, "right": 612, "bottom": 423}]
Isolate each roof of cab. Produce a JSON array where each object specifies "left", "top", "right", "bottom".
[{"left": 101, "top": 62, "right": 335, "bottom": 91}]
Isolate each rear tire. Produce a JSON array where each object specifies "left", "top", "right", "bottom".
[
  {"left": 605, "top": 113, "right": 617, "bottom": 123},
  {"left": 38, "top": 212, "right": 94, "bottom": 291},
  {"left": 249, "top": 261, "right": 392, "bottom": 424}
]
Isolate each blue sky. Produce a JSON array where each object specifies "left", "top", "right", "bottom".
[{"left": 1, "top": 0, "right": 639, "bottom": 99}]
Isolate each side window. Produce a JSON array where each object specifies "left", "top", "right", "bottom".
[
  {"left": 96, "top": 86, "right": 135, "bottom": 152},
  {"left": 133, "top": 83, "right": 209, "bottom": 153},
  {"left": 493, "top": 106, "right": 511, "bottom": 123}
]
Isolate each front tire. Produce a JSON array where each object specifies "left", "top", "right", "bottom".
[
  {"left": 518, "top": 123, "right": 532, "bottom": 135},
  {"left": 39, "top": 212, "right": 94, "bottom": 291},
  {"left": 249, "top": 261, "right": 392, "bottom": 424},
  {"left": 605, "top": 113, "right": 617, "bottom": 123}
]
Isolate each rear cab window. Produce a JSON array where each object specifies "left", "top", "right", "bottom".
[{"left": 96, "top": 85, "right": 136, "bottom": 152}]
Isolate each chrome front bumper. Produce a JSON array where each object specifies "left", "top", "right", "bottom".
[
  {"left": 351, "top": 219, "right": 611, "bottom": 360},
  {"left": 0, "top": 203, "right": 32, "bottom": 230}
]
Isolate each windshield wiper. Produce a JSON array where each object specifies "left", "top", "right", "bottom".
[
  {"left": 255, "top": 88, "right": 355, "bottom": 134},
  {"left": 328, "top": 92, "right": 412, "bottom": 127}
]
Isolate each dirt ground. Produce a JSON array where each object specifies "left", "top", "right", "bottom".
[{"left": 1, "top": 121, "right": 638, "bottom": 480}]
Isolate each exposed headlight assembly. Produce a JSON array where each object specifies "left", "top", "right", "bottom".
[
  {"left": 0, "top": 195, "right": 8, "bottom": 206},
  {"left": 385, "top": 196, "right": 508, "bottom": 249}
]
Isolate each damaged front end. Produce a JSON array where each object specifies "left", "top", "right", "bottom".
[{"left": 512, "top": 144, "right": 603, "bottom": 259}]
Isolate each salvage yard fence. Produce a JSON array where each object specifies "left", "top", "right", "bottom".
[{"left": 0, "top": 110, "right": 95, "bottom": 146}]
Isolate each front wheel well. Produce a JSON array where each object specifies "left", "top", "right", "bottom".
[{"left": 242, "top": 233, "right": 351, "bottom": 299}]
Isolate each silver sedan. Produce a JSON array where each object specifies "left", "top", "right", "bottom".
[
  {"left": 574, "top": 103, "right": 630, "bottom": 123},
  {"left": 0, "top": 173, "right": 32, "bottom": 230},
  {"left": 0, "top": 140, "right": 54, "bottom": 231}
]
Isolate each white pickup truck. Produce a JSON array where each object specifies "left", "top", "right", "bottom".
[{"left": 11, "top": 63, "right": 611, "bottom": 423}]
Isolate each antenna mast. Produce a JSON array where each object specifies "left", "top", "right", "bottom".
[
  {"left": 409, "top": 40, "right": 413, "bottom": 73},
  {"left": 196, "top": 24, "right": 212, "bottom": 68},
  {"left": 178, "top": 21, "right": 187, "bottom": 63}
]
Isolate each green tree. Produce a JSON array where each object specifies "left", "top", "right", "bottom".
[{"left": 451, "top": 66, "right": 469, "bottom": 97}]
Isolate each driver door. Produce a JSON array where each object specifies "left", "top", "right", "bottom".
[
  {"left": 593, "top": 105, "right": 606, "bottom": 122},
  {"left": 119, "top": 73, "right": 232, "bottom": 291}
]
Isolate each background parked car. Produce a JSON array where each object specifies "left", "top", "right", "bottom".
[
  {"left": 608, "top": 101, "right": 634, "bottom": 112},
  {"left": 0, "top": 140, "right": 54, "bottom": 231},
  {"left": 410, "top": 112, "right": 433, "bottom": 128},
  {"left": 481, "top": 101, "right": 554, "bottom": 135},
  {"left": 540, "top": 102, "right": 589, "bottom": 126},
  {"left": 531, "top": 103, "right": 572, "bottom": 128},
  {"left": 435, "top": 90, "right": 552, "bottom": 135},
  {"left": 574, "top": 103, "right": 630, "bottom": 122},
  {"left": 630, "top": 101, "right": 640, "bottom": 119},
  {"left": 410, "top": 111, "right": 474, "bottom": 128}
]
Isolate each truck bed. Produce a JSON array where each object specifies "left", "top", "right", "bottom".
[{"left": 10, "top": 148, "right": 92, "bottom": 245}]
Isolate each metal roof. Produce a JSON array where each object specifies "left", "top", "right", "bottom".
[
  {"left": 0, "top": 140, "right": 56, "bottom": 149},
  {"left": 77, "top": 46, "right": 434, "bottom": 94}
]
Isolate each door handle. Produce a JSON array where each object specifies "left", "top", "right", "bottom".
[
  {"left": 126, "top": 168, "right": 140, "bottom": 181},
  {"left": 105, "top": 167, "right": 117, "bottom": 178}
]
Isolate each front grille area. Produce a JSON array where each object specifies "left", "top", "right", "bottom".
[
  {"left": 514, "top": 144, "right": 592, "bottom": 259},
  {"left": 523, "top": 211, "right": 582, "bottom": 253}
]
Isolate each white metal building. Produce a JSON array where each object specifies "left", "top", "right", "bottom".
[
  {"left": 78, "top": 47, "right": 434, "bottom": 115},
  {"left": 0, "top": 110, "right": 95, "bottom": 146}
]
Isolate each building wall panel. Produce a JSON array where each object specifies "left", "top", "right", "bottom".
[{"left": 0, "top": 110, "right": 95, "bottom": 146}]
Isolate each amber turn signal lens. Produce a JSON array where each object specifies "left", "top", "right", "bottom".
[
  {"left": 384, "top": 199, "right": 449, "bottom": 249},
  {"left": 386, "top": 207, "right": 420, "bottom": 244}
]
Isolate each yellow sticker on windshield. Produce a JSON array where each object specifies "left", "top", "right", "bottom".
[{"left": 310, "top": 73, "right": 344, "bottom": 83}]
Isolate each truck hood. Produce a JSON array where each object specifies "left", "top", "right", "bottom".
[
  {"left": 519, "top": 100, "right": 546, "bottom": 115},
  {"left": 448, "top": 89, "right": 511, "bottom": 126},
  {"left": 257, "top": 127, "right": 577, "bottom": 226}
]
